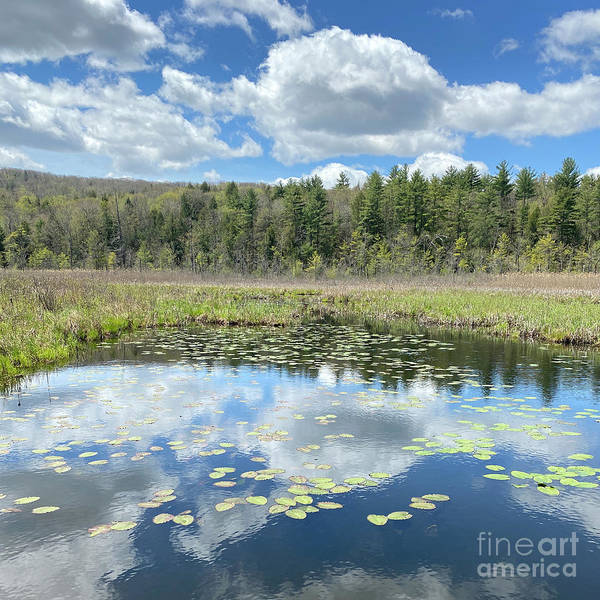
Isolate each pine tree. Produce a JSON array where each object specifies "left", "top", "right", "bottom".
[
  {"left": 335, "top": 171, "right": 350, "bottom": 189},
  {"left": 550, "top": 157, "right": 580, "bottom": 246},
  {"left": 360, "top": 171, "right": 384, "bottom": 240}
]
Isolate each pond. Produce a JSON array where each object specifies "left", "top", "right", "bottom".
[{"left": 1, "top": 323, "right": 599, "bottom": 600}]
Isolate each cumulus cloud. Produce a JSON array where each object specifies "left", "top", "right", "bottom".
[
  {"left": 494, "top": 38, "right": 519, "bottom": 57},
  {"left": 202, "top": 169, "right": 221, "bottom": 183},
  {"left": 273, "top": 162, "right": 369, "bottom": 188},
  {"left": 184, "top": 0, "right": 313, "bottom": 38},
  {"left": 0, "top": 146, "right": 44, "bottom": 170},
  {"left": 585, "top": 166, "right": 600, "bottom": 177},
  {"left": 0, "top": 0, "right": 165, "bottom": 72},
  {"left": 407, "top": 152, "right": 488, "bottom": 177},
  {"left": 446, "top": 75, "right": 600, "bottom": 141},
  {"left": 0, "top": 72, "right": 261, "bottom": 175},
  {"left": 433, "top": 8, "right": 474, "bottom": 20},
  {"left": 162, "top": 28, "right": 462, "bottom": 164},
  {"left": 540, "top": 9, "right": 600, "bottom": 68},
  {"left": 163, "top": 27, "right": 600, "bottom": 166}
]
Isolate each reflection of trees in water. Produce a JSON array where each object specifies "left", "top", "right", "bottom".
[{"left": 77, "top": 323, "right": 600, "bottom": 405}]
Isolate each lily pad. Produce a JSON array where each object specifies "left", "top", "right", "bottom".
[
  {"left": 153, "top": 513, "right": 174, "bottom": 524},
  {"left": 369, "top": 472, "right": 390, "bottom": 479},
  {"left": 89, "top": 524, "right": 111, "bottom": 537},
  {"left": 422, "top": 494, "right": 450, "bottom": 502},
  {"left": 568, "top": 453, "right": 593, "bottom": 461},
  {"left": 14, "top": 497, "right": 40, "bottom": 505},
  {"left": 173, "top": 514, "right": 194, "bottom": 526},
  {"left": 246, "top": 496, "right": 268, "bottom": 506},
  {"left": 215, "top": 502, "right": 235, "bottom": 512},
  {"left": 32, "top": 506, "right": 60, "bottom": 514},
  {"left": 387, "top": 511, "right": 413, "bottom": 520},
  {"left": 317, "top": 501, "right": 342, "bottom": 509},
  {"left": 268, "top": 504, "right": 287, "bottom": 514},
  {"left": 285, "top": 509, "right": 307, "bottom": 520},
  {"left": 484, "top": 474, "right": 510, "bottom": 480},
  {"left": 367, "top": 514, "right": 388, "bottom": 525},
  {"left": 409, "top": 501, "right": 436, "bottom": 510},
  {"left": 294, "top": 495, "right": 313, "bottom": 505}
]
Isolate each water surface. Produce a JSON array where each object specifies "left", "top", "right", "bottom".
[{"left": 1, "top": 324, "right": 599, "bottom": 600}]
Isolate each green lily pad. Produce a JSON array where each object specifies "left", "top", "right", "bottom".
[
  {"left": 32, "top": 506, "right": 60, "bottom": 514},
  {"left": 285, "top": 509, "right": 307, "bottom": 519},
  {"left": 568, "top": 453, "right": 593, "bottom": 461},
  {"left": 304, "top": 505, "right": 319, "bottom": 513},
  {"left": 510, "top": 471, "right": 531, "bottom": 480},
  {"left": 275, "top": 497, "right": 296, "bottom": 507},
  {"left": 14, "top": 497, "right": 40, "bottom": 505},
  {"left": 246, "top": 496, "right": 267, "bottom": 506},
  {"left": 215, "top": 502, "right": 235, "bottom": 512},
  {"left": 369, "top": 472, "right": 390, "bottom": 479},
  {"left": 367, "top": 514, "right": 388, "bottom": 525},
  {"left": 387, "top": 511, "right": 412, "bottom": 520},
  {"left": 422, "top": 494, "right": 450, "bottom": 502},
  {"left": 409, "top": 501, "right": 436, "bottom": 510},
  {"left": 289, "top": 475, "right": 307, "bottom": 484},
  {"left": 294, "top": 495, "right": 313, "bottom": 505},
  {"left": 288, "top": 485, "right": 313, "bottom": 495},
  {"left": 153, "top": 513, "right": 174, "bottom": 524},
  {"left": 344, "top": 477, "right": 366, "bottom": 485},
  {"left": 484, "top": 474, "right": 510, "bottom": 480},
  {"left": 88, "top": 524, "right": 111, "bottom": 537},
  {"left": 317, "top": 501, "right": 342, "bottom": 509},
  {"left": 173, "top": 514, "right": 194, "bottom": 526},
  {"left": 485, "top": 465, "right": 505, "bottom": 471},
  {"left": 330, "top": 485, "right": 351, "bottom": 494},
  {"left": 269, "top": 504, "right": 288, "bottom": 514}
]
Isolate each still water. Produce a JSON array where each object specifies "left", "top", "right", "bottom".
[{"left": 1, "top": 324, "right": 599, "bottom": 600}]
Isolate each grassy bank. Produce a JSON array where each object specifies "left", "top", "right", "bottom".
[{"left": 3, "top": 270, "right": 600, "bottom": 381}]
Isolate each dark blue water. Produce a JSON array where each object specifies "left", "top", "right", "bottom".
[{"left": 1, "top": 324, "right": 599, "bottom": 600}]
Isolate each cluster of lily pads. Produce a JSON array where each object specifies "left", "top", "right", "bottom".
[
  {"left": 367, "top": 493, "right": 450, "bottom": 526},
  {"left": 1, "top": 325, "right": 599, "bottom": 547},
  {"left": 483, "top": 454, "right": 598, "bottom": 496}
]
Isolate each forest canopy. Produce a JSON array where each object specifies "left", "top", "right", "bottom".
[{"left": 1, "top": 158, "right": 599, "bottom": 276}]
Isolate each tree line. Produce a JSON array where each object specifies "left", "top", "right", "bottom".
[{"left": 1, "top": 157, "right": 600, "bottom": 275}]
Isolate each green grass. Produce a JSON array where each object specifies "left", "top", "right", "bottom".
[{"left": 3, "top": 270, "right": 600, "bottom": 382}]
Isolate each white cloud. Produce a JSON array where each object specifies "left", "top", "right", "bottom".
[
  {"left": 0, "top": 0, "right": 165, "bottom": 72},
  {"left": 407, "top": 152, "right": 488, "bottom": 177},
  {"left": 494, "top": 38, "right": 520, "bottom": 57},
  {"left": 540, "top": 9, "right": 600, "bottom": 68},
  {"left": 585, "top": 166, "right": 600, "bottom": 177},
  {"left": 202, "top": 169, "right": 221, "bottom": 183},
  {"left": 433, "top": 8, "right": 474, "bottom": 20},
  {"left": 274, "top": 162, "right": 369, "bottom": 188},
  {"left": 184, "top": 0, "right": 313, "bottom": 38},
  {"left": 162, "top": 28, "right": 461, "bottom": 165},
  {"left": 446, "top": 75, "right": 600, "bottom": 141},
  {"left": 163, "top": 27, "right": 600, "bottom": 166},
  {"left": 0, "top": 146, "right": 44, "bottom": 170},
  {"left": 0, "top": 72, "right": 261, "bottom": 175}
]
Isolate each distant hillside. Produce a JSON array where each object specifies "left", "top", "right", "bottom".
[{"left": 0, "top": 168, "right": 186, "bottom": 200}]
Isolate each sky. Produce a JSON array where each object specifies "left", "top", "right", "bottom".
[{"left": 1, "top": 1, "right": 600, "bottom": 187}]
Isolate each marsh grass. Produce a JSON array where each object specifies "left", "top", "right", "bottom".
[{"left": 3, "top": 269, "right": 600, "bottom": 381}]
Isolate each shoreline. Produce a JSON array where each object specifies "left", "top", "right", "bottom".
[{"left": 3, "top": 270, "right": 600, "bottom": 383}]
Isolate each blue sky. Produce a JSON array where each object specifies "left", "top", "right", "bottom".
[{"left": 1, "top": 1, "right": 600, "bottom": 186}]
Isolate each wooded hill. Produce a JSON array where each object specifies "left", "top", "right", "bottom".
[{"left": 1, "top": 158, "right": 599, "bottom": 275}]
